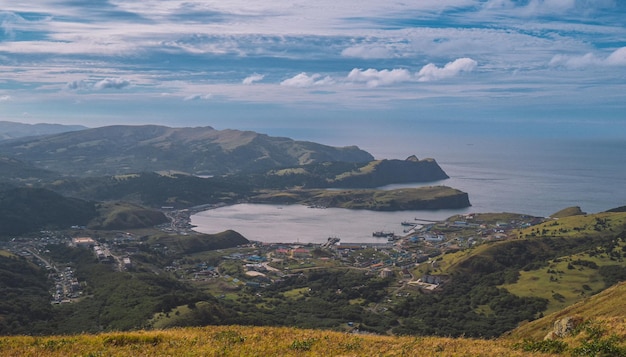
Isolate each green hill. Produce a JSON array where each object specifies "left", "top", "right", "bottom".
[
  {"left": 1, "top": 282, "right": 625, "bottom": 356},
  {"left": 251, "top": 186, "right": 470, "bottom": 210},
  {"left": 0, "top": 155, "right": 55, "bottom": 183},
  {"left": 0, "top": 125, "right": 374, "bottom": 176},
  {"left": 549, "top": 206, "right": 586, "bottom": 218},
  {"left": 150, "top": 230, "right": 249, "bottom": 254},
  {"left": 88, "top": 202, "right": 168, "bottom": 230},
  {"left": 0, "top": 187, "right": 97, "bottom": 236},
  {"left": 328, "top": 156, "right": 449, "bottom": 187},
  {"left": 0, "top": 253, "right": 53, "bottom": 335}
]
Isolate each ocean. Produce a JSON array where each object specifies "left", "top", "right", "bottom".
[{"left": 190, "top": 136, "right": 626, "bottom": 244}]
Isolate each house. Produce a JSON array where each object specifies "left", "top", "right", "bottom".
[
  {"left": 73, "top": 237, "right": 95, "bottom": 248},
  {"left": 380, "top": 268, "right": 394, "bottom": 278},
  {"left": 421, "top": 274, "right": 447, "bottom": 285},
  {"left": 292, "top": 248, "right": 311, "bottom": 258}
]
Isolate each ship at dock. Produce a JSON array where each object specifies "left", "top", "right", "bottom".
[{"left": 372, "top": 231, "right": 395, "bottom": 238}]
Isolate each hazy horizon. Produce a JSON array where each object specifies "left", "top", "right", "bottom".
[{"left": 0, "top": 1, "right": 624, "bottom": 149}]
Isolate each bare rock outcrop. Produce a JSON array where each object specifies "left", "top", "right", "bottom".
[{"left": 544, "top": 316, "right": 584, "bottom": 340}]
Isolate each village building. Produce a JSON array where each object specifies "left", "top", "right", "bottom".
[{"left": 72, "top": 237, "right": 95, "bottom": 248}]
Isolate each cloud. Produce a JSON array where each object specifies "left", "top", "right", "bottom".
[
  {"left": 526, "top": 0, "right": 577, "bottom": 13},
  {"left": 242, "top": 73, "right": 265, "bottom": 85},
  {"left": 417, "top": 58, "right": 478, "bottom": 82},
  {"left": 65, "top": 80, "right": 89, "bottom": 90},
  {"left": 280, "top": 73, "right": 333, "bottom": 88},
  {"left": 183, "top": 93, "right": 212, "bottom": 101},
  {"left": 483, "top": 0, "right": 618, "bottom": 17},
  {"left": 346, "top": 68, "right": 413, "bottom": 88},
  {"left": 549, "top": 47, "right": 626, "bottom": 68},
  {"left": 94, "top": 78, "right": 130, "bottom": 90},
  {"left": 483, "top": 0, "right": 576, "bottom": 14},
  {"left": 606, "top": 47, "right": 626, "bottom": 66},
  {"left": 0, "top": 95, "right": 11, "bottom": 101},
  {"left": 341, "top": 45, "right": 394, "bottom": 59}
]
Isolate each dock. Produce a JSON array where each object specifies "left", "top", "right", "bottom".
[{"left": 414, "top": 218, "right": 441, "bottom": 223}]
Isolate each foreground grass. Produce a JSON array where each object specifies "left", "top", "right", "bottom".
[
  {"left": 508, "top": 282, "right": 626, "bottom": 341},
  {"left": 0, "top": 325, "right": 546, "bottom": 357}
]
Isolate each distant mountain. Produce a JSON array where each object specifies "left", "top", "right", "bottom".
[
  {"left": 0, "top": 121, "right": 86, "bottom": 141},
  {"left": 0, "top": 125, "right": 374, "bottom": 176}
]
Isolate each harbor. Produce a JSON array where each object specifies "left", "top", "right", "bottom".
[{"left": 190, "top": 203, "right": 466, "bottom": 244}]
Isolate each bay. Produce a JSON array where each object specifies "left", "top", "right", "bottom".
[
  {"left": 190, "top": 203, "right": 465, "bottom": 244},
  {"left": 191, "top": 136, "right": 626, "bottom": 244}
]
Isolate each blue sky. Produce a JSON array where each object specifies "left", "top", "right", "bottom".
[{"left": 1, "top": 0, "right": 625, "bottom": 154}]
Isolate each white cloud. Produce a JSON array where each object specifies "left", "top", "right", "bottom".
[
  {"left": 346, "top": 68, "right": 413, "bottom": 88},
  {"left": 483, "top": 0, "right": 576, "bottom": 14},
  {"left": 606, "top": 47, "right": 626, "bottom": 66},
  {"left": 417, "top": 58, "right": 478, "bottom": 82},
  {"left": 0, "top": 95, "right": 11, "bottom": 101},
  {"left": 550, "top": 47, "right": 626, "bottom": 68},
  {"left": 65, "top": 80, "right": 89, "bottom": 90},
  {"left": 280, "top": 73, "right": 333, "bottom": 88},
  {"left": 183, "top": 93, "right": 212, "bottom": 101},
  {"left": 242, "top": 73, "right": 265, "bottom": 85},
  {"left": 94, "top": 78, "right": 131, "bottom": 90},
  {"left": 341, "top": 45, "right": 394, "bottom": 59},
  {"left": 526, "top": 0, "right": 576, "bottom": 14}
]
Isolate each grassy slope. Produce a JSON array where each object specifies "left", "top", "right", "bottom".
[
  {"left": 253, "top": 186, "right": 470, "bottom": 210},
  {"left": 89, "top": 201, "right": 168, "bottom": 230},
  {"left": 0, "top": 325, "right": 548, "bottom": 357},
  {"left": 502, "top": 211, "right": 626, "bottom": 313},
  {"left": 2, "top": 285, "right": 625, "bottom": 356},
  {"left": 506, "top": 281, "right": 626, "bottom": 341},
  {"left": 499, "top": 248, "right": 622, "bottom": 315}
]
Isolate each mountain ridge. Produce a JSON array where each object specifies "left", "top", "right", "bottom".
[
  {"left": 0, "top": 125, "right": 374, "bottom": 176},
  {"left": 0, "top": 121, "right": 86, "bottom": 141}
]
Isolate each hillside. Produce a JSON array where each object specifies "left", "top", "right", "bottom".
[
  {"left": 0, "top": 326, "right": 545, "bottom": 356},
  {"left": 88, "top": 202, "right": 169, "bottom": 230},
  {"left": 0, "top": 156, "right": 55, "bottom": 183},
  {"left": 326, "top": 156, "right": 449, "bottom": 187},
  {"left": 0, "top": 125, "right": 374, "bottom": 176},
  {"left": 1, "top": 290, "right": 624, "bottom": 357},
  {"left": 508, "top": 281, "right": 626, "bottom": 341},
  {"left": 149, "top": 230, "right": 250, "bottom": 254},
  {"left": 0, "top": 187, "right": 97, "bottom": 236},
  {"left": 250, "top": 186, "right": 471, "bottom": 210}
]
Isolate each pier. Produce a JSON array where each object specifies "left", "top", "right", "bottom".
[{"left": 414, "top": 218, "right": 441, "bottom": 223}]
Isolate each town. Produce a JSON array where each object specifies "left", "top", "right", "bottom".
[{"left": 1, "top": 209, "right": 546, "bottom": 306}]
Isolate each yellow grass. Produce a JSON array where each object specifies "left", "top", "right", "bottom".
[
  {"left": 508, "top": 281, "right": 626, "bottom": 341},
  {"left": 0, "top": 325, "right": 553, "bottom": 357}
]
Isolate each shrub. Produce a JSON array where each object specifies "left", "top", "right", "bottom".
[{"left": 513, "top": 339, "right": 568, "bottom": 354}]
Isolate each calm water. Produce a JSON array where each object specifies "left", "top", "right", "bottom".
[
  {"left": 191, "top": 137, "right": 626, "bottom": 244},
  {"left": 191, "top": 203, "right": 463, "bottom": 244}
]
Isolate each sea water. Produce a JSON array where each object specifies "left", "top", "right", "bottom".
[{"left": 190, "top": 137, "right": 626, "bottom": 244}]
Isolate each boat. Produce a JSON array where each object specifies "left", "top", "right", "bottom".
[{"left": 372, "top": 231, "right": 395, "bottom": 238}]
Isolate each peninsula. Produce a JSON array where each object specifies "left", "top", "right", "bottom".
[{"left": 250, "top": 186, "right": 471, "bottom": 211}]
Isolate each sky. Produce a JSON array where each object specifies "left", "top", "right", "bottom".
[{"left": 1, "top": 0, "right": 625, "bottom": 155}]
